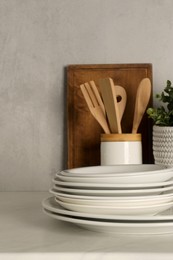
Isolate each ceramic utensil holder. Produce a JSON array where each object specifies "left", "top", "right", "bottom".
[{"left": 101, "top": 134, "right": 142, "bottom": 165}]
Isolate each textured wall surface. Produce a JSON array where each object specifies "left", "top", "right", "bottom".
[{"left": 0, "top": 0, "right": 173, "bottom": 191}]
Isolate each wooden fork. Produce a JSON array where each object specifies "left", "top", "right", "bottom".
[{"left": 80, "top": 81, "right": 110, "bottom": 134}]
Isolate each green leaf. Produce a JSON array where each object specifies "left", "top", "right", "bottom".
[
  {"left": 147, "top": 80, "right": 173, "bottom": 126},
  {"left": 167, "top": 80, "right": 171, "bottom": 87}
]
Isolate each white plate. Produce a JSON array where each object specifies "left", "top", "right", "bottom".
[
  {"left": 61, "top": 164, "right": 167, "bottom": 175},
  {"left": 60, "top": 164, "right": 172, "bottom": 177},
  {"left": 52, "top": 184, "right": 173, "bottom": 196},
  {"left": 42, "top": 197, "right": 173, "bottom": 222},
  {"left": 55, "top": 193, "right": 173, "bottom": 207},
  {"left": 57, "top": 198, "right": 173, "bottom": 216},
  {"left": 43, "top": 208, "right": 173, "bottom": 234},
  {"left": 44, "top": 209, "right": 173, "bottom": 235},
  {"left": 50, "top": 188, "right": 173, "bottom": 201},
  {"left": 52, "top": 178, "right": 173, "bottom": 190},
  {"left": 55, "top": 174, "right": 173, "bottom": 187}
]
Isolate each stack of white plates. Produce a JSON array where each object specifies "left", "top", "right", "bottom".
[{"left": 42, "top": 164, "right": 173, "bottom": 235}]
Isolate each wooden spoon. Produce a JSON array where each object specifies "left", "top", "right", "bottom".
[
  {"left": 132, "top": 78, "right": 151, "bottom": 133},
  {"left": 99, "top": 78, "right": 122, "bottom": 133}
]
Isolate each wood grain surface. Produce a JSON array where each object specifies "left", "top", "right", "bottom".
[{"left": 67, "top": 64, "right": 153, "bottom": 169}]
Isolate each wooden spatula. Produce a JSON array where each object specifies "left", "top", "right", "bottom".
[
  {"left": 99, "top": 78, "right": 122, "bottom": 133},
  {"left": 132, "top": 78, "right": 151, "bottom": 133},
  {"left": 115, "top": 85, "right": 127, "bottom": 122}
]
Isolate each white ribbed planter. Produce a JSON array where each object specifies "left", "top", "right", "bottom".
[{"left": 153, "top": 125, "right": 173, "bottom": 166}]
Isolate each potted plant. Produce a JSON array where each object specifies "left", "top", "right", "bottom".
[{"left": 147, "top": 80, "right": 173, "bottom": 166}]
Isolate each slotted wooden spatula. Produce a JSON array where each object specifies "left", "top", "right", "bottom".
[
  {"left": 99, "top": 78, "right": 122, "bottom": 133},
  {"left": 115, "top": 85, "right": 127, "bottom": 122},
  {"left": 132, "top": 78, "right": 151, "bottom": 133}
]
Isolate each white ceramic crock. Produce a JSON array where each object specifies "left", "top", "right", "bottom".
[{"left": 101, "top": 134, "right": 142, "bottom": 165}]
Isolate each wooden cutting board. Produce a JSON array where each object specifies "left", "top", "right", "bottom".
[{"left": 67, "top": 64, "right": 153, "bottom": 169}]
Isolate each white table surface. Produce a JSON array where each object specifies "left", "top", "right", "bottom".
[{"left": 1, "top": 192, "right": 173, "bottom": 260}]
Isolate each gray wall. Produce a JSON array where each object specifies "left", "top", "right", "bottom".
[{"left": 0, "top": 0, "right": 173, "bottom": 191}]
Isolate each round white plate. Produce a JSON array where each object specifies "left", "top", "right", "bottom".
[
  {"left": 42, "top": 197, "right": 173, "bottom": 222},
  {"left": 53, "top": 174, "right": 173, "bottom": 187},
  {"left": 43, "top": 204, "right": 173, "bottom": 234},
  {"left": 50, "top": 188, "right": 173, "bottom": 201},
  {"left": 52, "top": 184, "right": 173, "bottom": 196},
  {"left": 60, "top": 164, "right": 172, "bottom": 177},
  {"left": 55, "top": 192, "right": 173, "bottom": 207},
  {"left": 55, "top": 174, "right": 173, "bottom": 187},
  {"left": 57, "top": 198, "right": 173, "bottom": 216}
]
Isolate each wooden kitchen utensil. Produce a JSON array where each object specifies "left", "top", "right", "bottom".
[
  {"left": 99, "top": 78, "right": 122, "bottom": 133},
  {"left": 90, "top": 81, "right": 127, "bottom": 122},
  {"left": 115, "top": 85, "right": 127, "bottom": 122},
  {"left": 89, "top": 80, "right": 106, "bottom": 115},
  {"left": 132, "top": 78, "right": 151, "bottom": 133},
  {"left": 80, "top": 82, "right": 110, "bottom": 134}
]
